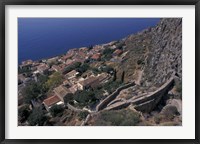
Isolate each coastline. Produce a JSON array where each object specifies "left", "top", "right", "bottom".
[{"left": 18, "top": 18, "right": 160, "bottom": 64}]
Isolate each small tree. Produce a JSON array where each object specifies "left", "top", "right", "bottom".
[
  {"left": 101, "top": 66, "right": 114, "bottom": 73},
  {"left": 121, "top": 71, "right": 125, "bottom": 83},
  {"left": 93, "top": 88, "right": 104, "bottom": 100},
  {"left": 63, "top": 93, "right": 74, "bottom": 105},
  {"left": 37, "top": 74, "right": 49, "bottom": 94},
  {"left": 63, "top": 62, "right": 81, "bottom": 74},
  {"left": 76, "top": 63, "right": 90, "bottom": 75},
  {"left": 113, "top": 69, "right": 117, "bottom": 81},
  {"left": 102, "top": 48, "right": 115, "bottom": 61},
  {"left": 50, "top": 105, "right": 64, "bottom": 117},
  {"left": 94, "top": 109, "right": 141, "bottom": 126},
  {"left": 78, "top": 111, "right": 89, "bottom": 120},
  {"left": 45, "top": 72, "right": 63, "bottom": 89},
  {"left": 27, "top": 107, "right": 47, "bottom": 126},
  {"left": 22, "top": 81, "right": 41, "bottom": 104},
  {"left": 103, "top": 48, "right": 114, "bottom": 55},
  {"left": 74, "top": 90, "right": 97, "bottom": 107},
  {"left": 18, "top": 104, "right": 30, "bottom": 123}
]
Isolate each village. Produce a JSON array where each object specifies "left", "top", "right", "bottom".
[
  {"left": 18, "top": 18, "right": 182, "bottom": 126},
  {"left": 18, "top": 40, "right": 128, "bottom": 126},
  {"left": 16, "top": 17, "right": 185, "bottom": 128}
]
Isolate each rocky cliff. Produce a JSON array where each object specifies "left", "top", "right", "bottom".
[{"left": 117, "top": 18, "right": 182, "bottom": 90}]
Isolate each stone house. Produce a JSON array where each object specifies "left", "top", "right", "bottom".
[
  {"left": 37, "top": 63, "right": 49, "bottom": 74},
  {"left": 77, "top": 76, "right": 100, "bottom": 90},
  {"left": 54, "top": 85, "right": 71, "bottom": 102},
  {"left": 65, "top": 70, "right": 79, "bottom": 79},
  {"left": 43, "top": 95, "right": 63, "bottom": 111},
  {"left": 52, "top": 65, "right": 61, "bottom": 72},
  {"left": 63, "top": 79, "right": 72, "bottom": 88},
  {"left": 91, "top": 53, "right": 101, "bottom": 61},
  {"left": 19, "top": 59, "right": 33, "bottom": 69},
  {"left": 69, "top": 84, "right": 80, "bottom": 94}
]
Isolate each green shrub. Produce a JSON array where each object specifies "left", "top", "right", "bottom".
[
  {"left": 102, "top": 48, "right": 115, "bottom": 61},
  {"left": 18, "top": 104, "right": 30, "bottom": 122},
  {"left": 50, "top": 105, "right": 64, "bottom": 117},
  {"left": 94, "top": 109, "right": 141, "bottom": 126},
  {"left": 63, "top": 62, "right": 81, "bottom": 74},
  {"left": 45, "top": 72, "right": 63, "bottom": 89},
  {"left": 27, "top": 107, "right": 47, "bottom": 126},
  {"left": 76, "top": 63, "right": 90, "bottom": 75},
  {"left": 18, "top": 66, "right": 32, "bottom": 74},
  {"left": 103, "top": 81, "right": 122, "bottom": 94},
  {"left": 74, "top": 90, "right": 97, "bottom": 107},
  {"left": 78, "top": 111, "right": 89, "bottom": 120},
  {"left": 63, "top": 93, "right": 74, "bottom": 105},
  {"left": 22, "top": 81, "right": 42, "bottom": 104}
]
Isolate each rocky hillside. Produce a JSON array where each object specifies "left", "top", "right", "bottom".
[
  {"left": 117, "top": 18, "right": 182, "bottom": 90},
  {"left": 87, "top": 19, "right": 182, "bottom": 126}
]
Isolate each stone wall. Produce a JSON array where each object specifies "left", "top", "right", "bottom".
[
  {"left": 132, "top": 77, "right": 174, "bottom": 112},
  {"left": 96, "top": 82, "right": 135, "bottom": 111},
  {"left": 67, "top": 103, "right": 83, "bottom": 112},
  {"left": 105, "top": 77, "right": 174, "bottom": 112},
  {"left": 105, "top": 101, "right": 130, "bottom": 111},
  {"left": 81, "top": 114, "right": 91, "bottom": 126}
]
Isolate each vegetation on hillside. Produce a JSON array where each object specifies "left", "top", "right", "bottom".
[{"left": 93, "top": 109, "right": 141, "bottom": 126}]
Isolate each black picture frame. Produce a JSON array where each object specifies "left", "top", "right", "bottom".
[{"left": 0, "top": 0, "right": 199, "bottom": 144}]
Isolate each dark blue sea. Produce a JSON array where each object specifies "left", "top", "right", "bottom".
[{"left": 18, "top": 18, "right": 160, "bottom": 64}]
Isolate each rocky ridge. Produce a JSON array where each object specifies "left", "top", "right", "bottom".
[
  {"left": 118, "top": 18, "right": 182, "bottom": 90},
  {"left": 87, "top": 18, "right": 182, "bottom": 126}
]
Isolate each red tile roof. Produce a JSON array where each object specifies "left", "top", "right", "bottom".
[
  {"left": 43, "top": 95, "right": 60, "bottom": 107},
  {"left": 65, "top": 61, "right": 75, "bottom": 66},
  {"left": 62, "top": 53, "right": 74, "bottom": 60},
  {"left": 91, "top": 53, "right": 101, "bottom": 60},
  {"left": 78, "top": 51, "right": 86, "bottom": 58}
]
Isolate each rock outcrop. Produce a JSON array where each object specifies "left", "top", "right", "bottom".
[{"left": 117, "top": 18, "right": 182, "bottom": 90}]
